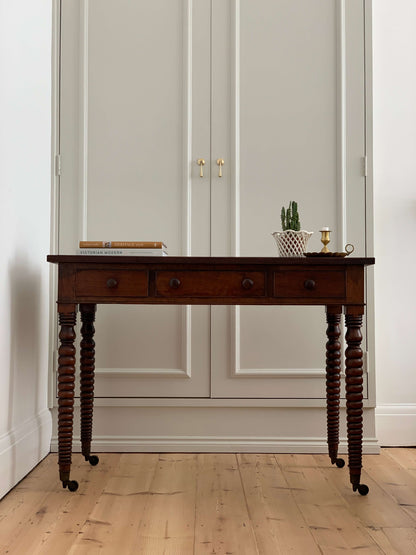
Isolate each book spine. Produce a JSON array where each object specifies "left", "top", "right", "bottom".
[
  {"left": 77, "top": 249, "right": 168, "bottom": 256},
  {"left": 79, "top": 241, "right": 166, "bottom": 249}
]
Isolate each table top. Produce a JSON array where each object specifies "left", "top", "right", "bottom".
[{"left": 47, "top": 255, "right": 375, "bottom": 266}]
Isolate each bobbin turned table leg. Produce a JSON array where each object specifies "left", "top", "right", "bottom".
[
  {"left": 80, "top": 304, "right": 99, "bottom": 467},
  {"left": 57, "top": 305, "right": 78, "bottom": 492},
  {"left": 345, "top": 307, "right": 369, "bottom": 495},
  {"left": 326, "top": 306, "right": 344, "bottom": 469}
]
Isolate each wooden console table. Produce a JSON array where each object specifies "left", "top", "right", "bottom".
[{"left": 47, "top": 255, "right": 375, "bottom": 495}]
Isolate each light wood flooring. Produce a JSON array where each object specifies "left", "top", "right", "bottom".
[{"left": 1, "top": 449, "right": 416, "bottom": 554}]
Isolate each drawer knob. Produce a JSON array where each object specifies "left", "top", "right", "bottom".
[
  {"left": 242, "top": 278, "right": 254, "bottom": 290},
  {"left": 304, "top": 279, "right": 316, "bottom": 291},
  {"left": 169, "top": 277, "right": 181, "bottom": 289},
  {"left": 106, "top": 278, "right": 118, "bottom": 289}
]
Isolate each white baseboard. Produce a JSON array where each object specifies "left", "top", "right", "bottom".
[
  {"left": 376, "top": 404, "right": 416, "bottom": 446},
  {"left": 0, "top": 409, "right": 52, "bottom": 499},
  {"left": 50, "top": 435, "right": 380, "bottom": 454}
]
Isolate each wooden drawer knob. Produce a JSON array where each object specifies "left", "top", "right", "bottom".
[
  {"left": 106, "top": 278, "right": 118, "bottom": 288},
  {"left": 242, "top": 278, "right": 254, "bottom": 290},
  {"left": 169, "top": 277, "right": 181, "bottom": 289},
  {"left": 304, "top": 279, "right": 316, "bottom": 291}
]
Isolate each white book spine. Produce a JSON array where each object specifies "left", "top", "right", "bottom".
[{"left": 77, "top": 249, "right": 168, "bottom": 256}]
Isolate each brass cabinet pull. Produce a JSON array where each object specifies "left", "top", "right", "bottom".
[
  {"left": 197, "top": 158, "right": 205, "bottom": 177},
  {"left": 216, "top": 158, "right": 225, "bottom": 177}
]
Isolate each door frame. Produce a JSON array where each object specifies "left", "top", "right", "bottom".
[{"left": 48, "top": 0, "right": 62, "bottom": 409}]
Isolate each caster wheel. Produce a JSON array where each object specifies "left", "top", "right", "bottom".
[
  {"left": 335, "top": 458, "right": 345, "bottom": 468},
  {"left": 358, "top": 484, "right": 369, "bottom": 496},
  {"left": 68, "top": 480, "right": 79, "bottom": 492},
  {"left": 63, "top": 480, "right": 79, "bottom": 492},
  {"left": 88, "top": 455, "right": 99, "bottom": 466}
]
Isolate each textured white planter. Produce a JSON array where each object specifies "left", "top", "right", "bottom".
[{"left": 272, "top": 230, "right": 313, "bottom": 257}]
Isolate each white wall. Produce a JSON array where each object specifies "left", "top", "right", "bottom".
[
  {"left": 373, "top": 1, "right": 416, "bottom": 444},
  {"left": 0, "top": 1, "right": 52, "bottom": 497}
]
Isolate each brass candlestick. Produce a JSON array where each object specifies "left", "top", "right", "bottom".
[{"left": 320, "top": 227, "right": 331, "bottom": 253}]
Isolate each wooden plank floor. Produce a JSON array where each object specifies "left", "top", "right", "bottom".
[{"left": 1, "top": 449, "right": 416, "bottom": 554}]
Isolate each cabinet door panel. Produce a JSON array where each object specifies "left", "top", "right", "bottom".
[
  {"left": 59, "top": 0, "right": 211, "bottom": 397},
  {"left": 211, "top": 0, "right": 367, "bottom": 398}
]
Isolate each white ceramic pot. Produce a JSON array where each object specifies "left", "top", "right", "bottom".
[{"left": 271, "top": 230, "right": 313, "bottom": 257}]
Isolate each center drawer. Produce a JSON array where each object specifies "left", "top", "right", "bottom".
[
  {"left": 75, "top": 269, "right": 148, "bottom": 297},
  {"left": 156, "top": 271, "right": 265, "bottom": 297}
]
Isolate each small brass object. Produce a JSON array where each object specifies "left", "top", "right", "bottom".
[
  {"left": 216, "top": 158, "right": 225, "bottom": 177},
  {"left": 345, "top": 243, "right": 354, "bottom": 255},
  {"left": 304, "top": 242, "right": 355, "bottom": 257},
  {"left": 320, "top": 227, "right": 331, "bottom": 253},
  {"left": 197, "top": 158, "right": 205, "bottom": 177}
]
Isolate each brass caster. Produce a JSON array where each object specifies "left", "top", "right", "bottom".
[
  {"left": 358, "top": 484, "right": 369, "bottom": 496},
  {"left": 353, "top": 483, "right": 369, "bottom": 496},
  {"left": 63, "top": 480, "right": 79, "bottom": 492},
  {"left": 87, "top": 455, "right": 99, "bottom": 466}
]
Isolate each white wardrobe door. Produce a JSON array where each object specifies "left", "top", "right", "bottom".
[
  {"left": 59, "top": 0, "right": 212, "bottom": 397},
  {"left": 211, "top": 0, "right": 367, "bottom": 398}
]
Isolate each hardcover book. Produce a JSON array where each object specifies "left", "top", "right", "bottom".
[
  {"left": 79, "top": 241, "right": 167, "bottom": 249},
  {"left": 77, "top": 248, "right": 168, "bottom": 256}
]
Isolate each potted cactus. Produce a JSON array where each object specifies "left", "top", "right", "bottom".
[{"left": 271, "top": 201, "right": 313, "bottom": 257}]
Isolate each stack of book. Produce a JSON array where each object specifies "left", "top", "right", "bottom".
[{"left": 77, "top": 241, "right": 168, "bottom": 256}]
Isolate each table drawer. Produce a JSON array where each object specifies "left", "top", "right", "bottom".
[
  {"left": 156, "top": 271, "right": 265, "bottom": 297},
  {"left": 274, "top": 269, "right": 345, "bottom": 298},
  {"left": 75, "top": 270, "right": 148, "bottom": 297}
]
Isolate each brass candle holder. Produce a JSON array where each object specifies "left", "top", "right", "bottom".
[{"left": 320, "top": 227, "right": 331, "bottom": 253}]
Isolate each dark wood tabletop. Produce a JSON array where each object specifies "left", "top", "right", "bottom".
[{"left": 48, "top": 255, "right": 375, "bottom": 265}]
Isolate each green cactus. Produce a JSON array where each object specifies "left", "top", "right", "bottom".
[
  {"left": 281, "top": 201, "right": 301, "bottom": 231},
  {"left": 282, "top": 206, "right": 287, "bottom": 230}
]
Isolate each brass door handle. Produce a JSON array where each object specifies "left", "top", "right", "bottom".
[
  {"left": 197, "top": 158, "right": 205, "bottom": 177},
  {"left": 216, "top": 158, "right": 225, "bottom": 177}
]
